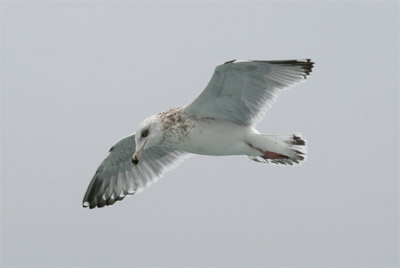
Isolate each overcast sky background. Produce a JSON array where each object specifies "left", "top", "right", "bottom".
[{"left": 1, "top": 1, "right": 399, "bottom": 267}]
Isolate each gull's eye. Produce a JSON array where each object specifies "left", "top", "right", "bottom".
[{"left": 141, "top": 129, "right": 149, "bottom": 138}]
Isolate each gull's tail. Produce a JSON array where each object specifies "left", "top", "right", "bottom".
[{"left": 247, "top": 134, "right": 307, "bottom": 165}]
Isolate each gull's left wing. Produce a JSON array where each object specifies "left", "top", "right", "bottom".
[
  {"left": 184, "top": 59, "right": 314, "bottom": 126},
  {"left": 82, "top": 134, "right": 190, "bottom": 209}
]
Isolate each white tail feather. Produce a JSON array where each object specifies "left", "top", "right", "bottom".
[{"left": 247, "top": 134, "right": 307, "bottom": 165}]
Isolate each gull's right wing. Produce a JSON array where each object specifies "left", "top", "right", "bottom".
[{"left": 82, "top": 134, "right": 190, "bottom": 209}]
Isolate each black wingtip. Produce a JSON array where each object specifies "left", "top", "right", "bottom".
[
  {"left": 267, "top": 59, "right": 314, "bottom": 78},
  {"left": 82, "top": 191, "right": 134, "bottom": 209},
  {"left": 223, "top": 58, "right": 315, "bottom": 78},
  {"left": 298, "top": 59, "right": 314, "bottom": 78},
  {"left": 224, "top": 59, "right": 236, "bottom": 64}
]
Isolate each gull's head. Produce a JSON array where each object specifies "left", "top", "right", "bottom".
[{"left": 132, "top": 115, "right": 163, "bottom": 165}]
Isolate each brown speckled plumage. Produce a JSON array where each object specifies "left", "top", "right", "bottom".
[
  {"left": 157, "top": 106, "right": 215, "bottom": 145},
  {"left": 158, "top": 107, "right": 191, "bottom": 144}
]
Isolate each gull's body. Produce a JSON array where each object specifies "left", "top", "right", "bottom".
[
  {"left": 158, "top": 107, "right": 252, "bottom": 156},
  {"left": 83, "top": 59, "right": 314, "bottom": 209}
]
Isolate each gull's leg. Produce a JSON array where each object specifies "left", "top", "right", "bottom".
[{"left": 247, "top": 142, "right": 289, "bottom": 160}]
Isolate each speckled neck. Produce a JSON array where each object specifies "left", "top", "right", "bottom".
[{"left": 157, "top": 107, "right": 192, "bottom": 146}]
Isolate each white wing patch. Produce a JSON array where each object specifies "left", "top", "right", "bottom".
[{"left": 82, "top": 134, "right": 190, "bottom": 209}]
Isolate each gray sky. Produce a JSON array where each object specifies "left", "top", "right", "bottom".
[{"left": 1, "top": 1, "right": 399, "bottom": 267}]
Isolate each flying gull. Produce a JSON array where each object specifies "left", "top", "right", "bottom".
[{"left": 83, "top": 59, "right": 314, "bottom": 209}]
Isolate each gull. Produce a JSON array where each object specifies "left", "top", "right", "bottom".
[{"left": 83, "top": 59, "right": 314, "bottom": 209}]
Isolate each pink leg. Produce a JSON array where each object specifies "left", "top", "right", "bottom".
[
  {"left": 247, "top": 142, "right": 289, "bottom": 160},
  {"left": 261, "top": 151, "right": 289, "bottom": 160}
]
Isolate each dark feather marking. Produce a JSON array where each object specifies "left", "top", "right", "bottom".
[
  {"left": 254, "top": 59, "right": 314, "bottom": 78},
  {"left": 86, "top": 179, "right": 102, "bottom": 207},
  {"left": 224, "top": 59, "right": 236, "bottom": 64},
  {"left": 98, "top": 195, "right": 106, "bottom": 208},
  {"left": 291, "top": 135, "right": 306, "bottom": 146}
]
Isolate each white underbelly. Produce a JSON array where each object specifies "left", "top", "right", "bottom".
[{"left": 169, "top": 119, "right": 253, "bottom": 156}]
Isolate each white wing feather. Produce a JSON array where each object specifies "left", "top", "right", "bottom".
[
  {"left": 82, "top": 134, "right": 190, "bottom": 209},
  {"left": 184, "top": 59, "right": 314, "bottom": 126}
]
